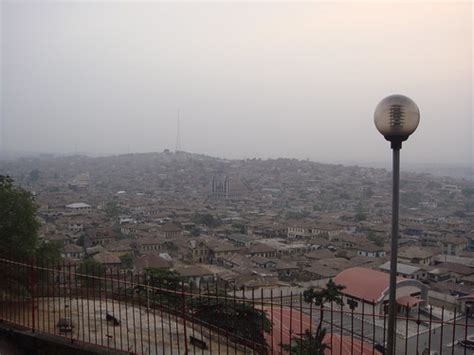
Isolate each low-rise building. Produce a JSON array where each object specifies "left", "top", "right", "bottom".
[
  {"left": 226, "top": 233, "right": 254, "bottom": 247},
  {"left": 441, "top": 236, "right": 467, "bottom": 256},
  {"left": 65, "top": 202, "right": 92, "bottom": 214},
  {"left": 248, "top": 243, "right": 278, "bottom": 258},
  {"left": 61, "top": 244, "right": 84, "bottom": 260},
  {"left": 399, "top": 246, "right": 436, "bottom": 266},
  {"left": 356, "top": 243, "right": 386, "bottom": 258},
  {"left": 174, "top": 265, "right": 215, "bottom": 287},
  {"left": 379, "top": 261, "right": 427, "bottom": 282},
  {"left": 334, "top": 267, "right": 428, "bottom": 315},
  {"left": 92, "top": 251, "right": 122, "bottom": 272}
]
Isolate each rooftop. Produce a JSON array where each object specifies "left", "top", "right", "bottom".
[
  {"left": 66, "top": 202, "right": 91, "bottom": 209},
  {"left": 379, "top": 261, "right": 420, "bottom": 275},
  {"left": 334, "top": 267, "right": 405, "bottom": 302}
]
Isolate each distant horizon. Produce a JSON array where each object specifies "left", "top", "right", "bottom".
[
  {"left": 1, "top": 147, "right": 473, "bottom": 175},
  {"left": 1, "top": 1, "right": 472, "bottom": 167}
]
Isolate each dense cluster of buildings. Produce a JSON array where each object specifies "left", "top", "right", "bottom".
[{"left": 1, "top": 151, "right": 473, "bottom": 317}]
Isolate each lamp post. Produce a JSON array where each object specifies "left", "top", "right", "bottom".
[{"left": 374, "top": 94, "right": 420, "bottom": 355}]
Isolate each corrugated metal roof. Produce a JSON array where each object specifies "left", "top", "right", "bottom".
[{"left": 379, "top": 261, "right": 420, "bottom": 275}]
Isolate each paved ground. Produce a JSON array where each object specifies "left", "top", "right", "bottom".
[
  {"left": 315, "top": 306, "right": 474, "bottom": 355},
  {"left": 1, "top": 298, "right": 249, "bottom": 355}
]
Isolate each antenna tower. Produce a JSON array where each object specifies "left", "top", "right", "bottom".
[{"left": 175, "top": 109, "right": 182, "bottom": 152}]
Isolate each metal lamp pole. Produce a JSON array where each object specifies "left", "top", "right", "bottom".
[
  {"left": 374, "top": 94, "right": 420, "bottom": 355},
  {"left": 387, "top": 142, "right": 400, "bottom": 355}
]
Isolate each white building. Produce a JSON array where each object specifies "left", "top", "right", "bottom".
[
  {"left": 379, "top": 261, "right": 427, "bottom": 282},
  {"left": 65, "top": 202, "right": 91, "bottom": 214}
]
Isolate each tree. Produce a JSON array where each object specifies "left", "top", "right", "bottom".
[
  {"left": 0, "top": 176, "right": 39, "bottom": 260},
  {"left": 120, "top": 253, "right": 134, "bottom": 269},
  {"left": 285, "top": 211, "right": 310, "bottom": 220},
  {"left": 77, "top": 258, "right": 106, "bottom": 287},
  {"left": 283, "top": 279, "right": 344, "bottom": 354},
  {"left": 77, "top": 234, "right": 86, "bottom": 247},
  {"left": 231, "top": 222, "right": 247, "bottom": 234},
  {"left": 189, "top": 296, "right": 272, "bottom": 347},
  {"left": 104, "top": 200, "right": 120, "bottom": 219},
  {"left": 190, "top": 227, "right": 201, "bottom": 236},
  {"left": 36, "top": 241, "right": 62, "bottom": 266},
  {"left": 281, "top": 329, "right": 329, "bottom": 355},
  {"left": 29, "top": 169, "right": 40, "bottom": 183},
  {"left": 192, "top": 213, "right": 220, "bottom": 228},
  {"left": 362, "top": 187, "right": 374, "bottom": 199},
  {"left": 354, "top": 212, "right": 367, "bottom": 222},
  {"left": 144, "top": 268, "right": 183, "bottom": 307},
  {"left": 334, "top": 250, "right": 348, "bottom": 259},
  {"left": 368, "top": 231, "right": 384, "bottom": 247},
  {"left": 462, "top": 188, "right": 474, "bottom": 197},
  {"left": 146, "top": 268, "right": 181, "bottom": 290}
]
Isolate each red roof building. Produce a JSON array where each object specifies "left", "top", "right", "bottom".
[{"left": 334, "top": 267, "right": 428, "bottom": 315}]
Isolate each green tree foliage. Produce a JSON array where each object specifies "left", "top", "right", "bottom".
[
  {"left": 146, "top": 268, "right": 181, "bottom": 289},
  {"left": 189, "top": 227, "right": 201, "bottom": 236},
  {"left": 77, "top": 258, "right": 106, "bottom": 287},
  {"left": 0, "top": 176, "right": 40, "bottom": 260},
  {"left": 145, "top": 268, "right": 182, "bottom": 307},
  {"left": 192, "top": 213, "right": 221, "bottom": 228},
  {"left": 285, "top": 211, "right": 310, "bottom": 220},
  {"left": 283, "top": 279, "right": 344, "bottom": 354},
  {"left": 400, "top": 191, "right": 422, "bottom": 208},
  {"left": 362, "top": 187, "right": 374, "bottom": 199},
  {"left": 281, "top": 329, "right": 329, "bottom": 355},
  {"left": 367, "top": 231, "right": 384, "bottom": 247},
  {"left": 465, "top": 201, "right": 474, "bottom": 212},
  {"left": 77, "top": 234, "right": 86, "bottom": 247},
  {"left": 104, "top": 200, "right": 120, "bottom": 218},
  {"left": 189, "top": 296, "right": 272, "bottom": 347},
  {"left": 231, "top": 222, "right": 247, "bottom": 234},
  {"left": 36, "top": 241, "right": 62, "bottom": 266},
  {"left": 120, "top": 252, "right": 134, "bottom": 269},
  {"left": 334, "top": 250, "right": 347, "bottom": 259},
  {"left": 29, "top": 169, "right": 40, "bottom": 182},
  {"left": 462, "top": 188, "right": 474, "bottom": 197},
  {"left": 354, "top": 212, "right": 367, "bottom": 222}
]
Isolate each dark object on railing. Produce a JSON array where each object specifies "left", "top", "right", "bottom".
[
  {"left": 190, "top": 336, "right": 208, "bottom": 349},
  {"left": 374, "top": 342, "right": 386, "bottom": 354},
  {"left": 57, "top": 318, "right": 74, "bottom": 333},
  {"left": 458, "top": 339, "right": 474, "bottom": 350},
  {"left": 106, "top": 313, "right": 120, "bottom": 326}
]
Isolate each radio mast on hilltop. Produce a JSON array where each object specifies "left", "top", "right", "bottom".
[{"left": 175, "top": 109, "right": 182, "bottom": 152}]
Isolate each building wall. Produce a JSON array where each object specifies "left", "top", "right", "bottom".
[
  {"left": 342, "top": 281, "right": 428, "bottom": 315},
  {"left": 428, "top": 290, "right": 459, "bottom": 312}
]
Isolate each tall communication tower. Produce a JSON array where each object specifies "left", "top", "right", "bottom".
[{"left": 175, "top": 109, "right": 182, "bottom": 152}]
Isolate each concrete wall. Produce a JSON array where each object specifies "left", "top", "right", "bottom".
[
  {"left": 0, "top": 323, "right": 124, "bottom": 355},
  {"left": 428, "top": 290, "right": 459, "bottom": 312}
]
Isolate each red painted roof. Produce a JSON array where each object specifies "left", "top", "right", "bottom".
[
  {"left": 263, "top": 306, "right": 380, "bottom": 355},
  {"left": 334, "top": 267, "right": 403, "bottom": 302},
  {"left": 263, "top": 306, "right": 313, "bottom": 349}
]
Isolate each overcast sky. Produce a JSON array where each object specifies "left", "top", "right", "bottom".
[{"left": 1, "top": 1, "right": 472, "bottom": 166}]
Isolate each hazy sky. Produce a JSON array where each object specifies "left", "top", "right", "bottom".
[{"left": 1, "top": 1, "right": 472, "bottom": 165}]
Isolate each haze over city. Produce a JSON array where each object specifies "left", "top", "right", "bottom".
[
  {"left": 1, "top": 1, "right": 472, "bottom": 167},
  {"left": 2, "top": 2, "right": 474, "bottom": 354}
]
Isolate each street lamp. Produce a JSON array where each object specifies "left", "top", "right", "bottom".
[{"left": 374, "top": 94, "right": 420, "bottom": 355}]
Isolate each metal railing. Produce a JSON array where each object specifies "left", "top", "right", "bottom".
[{"left": 0, "top": 257, "right": 473, "bottom": 354}]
